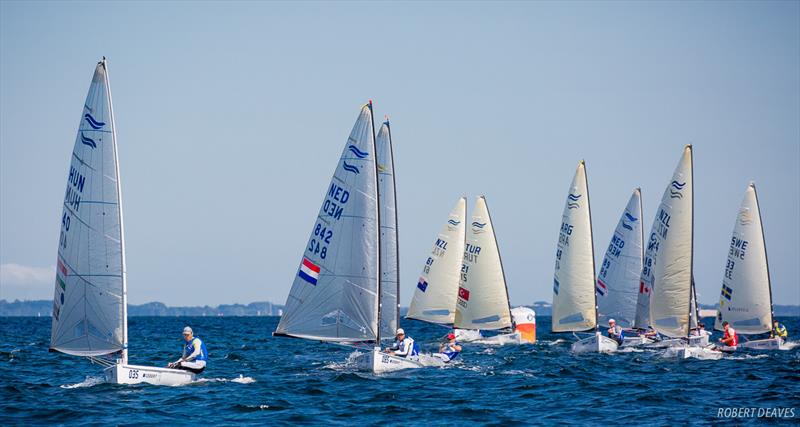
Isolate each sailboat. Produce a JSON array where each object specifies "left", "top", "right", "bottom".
[
  {"left": 456, "top": 196, "right": 535, "bottom": 344},
  {"left": 274, "top": 104, "right": 424, "bottom": 373},
  {"left": 716, "top": 183, "right": 784, "bottom": 350},
  {"left": 596, "top": 188, "right": 647, "bottom": 347},
  {"left": 50, "top": 58, "right": 195, "bottom": 385},
  {"left": 645, "top": 146, "right": 720, "bottom": 359},
  {"left": 552, "top": 161, "right": 618, "bottom": 353}
]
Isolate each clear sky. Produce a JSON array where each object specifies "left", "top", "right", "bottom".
[{"left": 1, "top": 1, "right": 798, "bottom": 307}]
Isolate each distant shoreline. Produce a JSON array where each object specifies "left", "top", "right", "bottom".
[{"left": 2, "top": 299, "right": 798, "bottom": 317}]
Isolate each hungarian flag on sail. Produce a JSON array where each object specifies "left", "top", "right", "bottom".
[
  {"left": 458, "top": 287, "right": 470, "bottom": 301},
  {"left": 596, "top": 279, "right": 607, "bottom": 296},
  {"left": 298, "top": 258, "right": 320, "bottom": 285}
]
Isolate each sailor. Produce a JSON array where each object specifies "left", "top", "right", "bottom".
[
  {"left": 607, "top": 319, "right": 624, "bottom": 345},
  {"left": 771, "top": 320, "right": 788, "bottom": 343},
  {"left": 433, "top": 333, "right": 462, "bottom": 363},
  {"left": 718, "top": 321, "right": 738, "bottom": 349},
  {"left": 167, "top": 326, "right": 208, "bottom": 373},
  {"left": 691, "top": 322, "right": 712, "bottom": 338},
  {"left": 384, "top": 328, "right": 419, "bottom": 360}
]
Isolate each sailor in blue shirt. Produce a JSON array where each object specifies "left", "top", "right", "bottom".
[
  {"left": 433, "top": 333, "right": 462, "bottom": 363},
  {"left": 384, "top": 328, "right": 419, "bottom": 360},
  {"left": 167, "top": 326, "right": 208, "bottom": 374}
]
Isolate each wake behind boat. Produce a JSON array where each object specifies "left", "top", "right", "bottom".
[{"left": 49, "top": 58, "right": 195, "bottom": 386}]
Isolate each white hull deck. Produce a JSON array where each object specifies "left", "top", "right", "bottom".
[
  {"left": 620, "top": 335, "right": 654, "bottom": 348},
  {"left": 740, "top": 337, "right": 785, "bottom": 350},
  {"left": 104, "top": 363, "right": 196, "bottom": 386},
  {"left": 454, "top": 329, "right": 483, "bottom": 342},
  {"left": 571, "top": 332, "right": 619, "bottom": 354},
  {"left": 641, "top": 338, "right": 686, "bottom": 349},
  {"left": 353, "top": 348, "right": 432, "bottom": 374},
  {"left": 670, "top": 346, "right": 723, "bottom": 360}
]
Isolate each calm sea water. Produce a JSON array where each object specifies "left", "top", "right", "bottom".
[{"left": 1, "top": 316, "right": 798, "bottom": 425}]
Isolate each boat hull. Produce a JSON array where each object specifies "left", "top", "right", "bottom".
[
  {"left": 740, "top": 337, "right": 783, "bottom": 350},
  {"left": 353, "top": 349, "right": 427, "bottom": 373},
  {"left": 641, "top": 338, "right": 686, "bottom": 349},
  {"left": 620, "top": 335, "right": 654, "bottom": 347},
  {"left": 571, "top": 333, "right": 619, "bottom": 353},
  {"left": 104, "top": 363, "right": 196, "bottom": 386},
  {"left": 672, "top": 346, "right": 723, "bottom": 360},
  {"left": 454, "top": 329, "right": 483, "bottom": 342}
]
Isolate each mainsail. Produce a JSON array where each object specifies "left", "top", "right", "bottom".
[
  {"left": 376, "top": 121, "right": 399, "bottom": 339},
  {"left": 454, "top": 196, "right": 512, "bottom": 330},
  {"left": 406, "top": 198, "right": 466, "bottom": 325},
  {"left": 648, "top": 145, "right": 694, "bottom": 338},
  {"left": 597, "top": 188, "right": 643, "bottom": 328},
  {"left": 50, "top": 59, "right": 127, "bottom": 358},
  {"left": 275, "top": 104, "right": 380, "bottom": 342},
  {"left": 715, "top": 183, "right": 773, "bottom": 334},
  {"left": 552, "top": 161, "right": 597, "bottom": 332}
]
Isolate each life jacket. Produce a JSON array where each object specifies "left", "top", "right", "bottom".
[
  {"left": 441, "top": 342, "right": 460, "bottom": 361},
  {"left": 392, "top": 337, "right": 419, "bottom": 357},
  {"left": 724, "top": 327, "right": 738, "bottom": 346},
  {"left": 184, "top": 337, "right": 208, "bottom": 362},
  {"left": 774, "top": 324, "right": 788, "bottom": 338}
]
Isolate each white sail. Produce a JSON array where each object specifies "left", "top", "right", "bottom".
[
  {"left": 552, "top": 161, "right": 597, "bottom": 332},
  {"left": 454, "top": 196, "right": 512, "bottom": 330},
  {"left": 715, "top": 183, "right": 773, "bottom": 334},
  {"left": 50, "top": 59, "right": 127, "bottom": 357},
  {"left": 649, "top": 145, "right": 694, "bottom": 338},
  {"left": 689, "top": 279, "right": 699, "bottom": 329},
  {"left": 406, "top": 198, "right": 466, "bottom": 325},
  {"left": 597, "top": 188, "right": 643, "bottom": 328},
  {"left": 376, "top": 121, "right": 399, "bottom": 339},
  {"left": 275, "top": 104, "right": 379, "bottom": 342}
]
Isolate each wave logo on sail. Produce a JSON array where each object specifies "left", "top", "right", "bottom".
[
  {"left": 622, "top": 212, "right": 638, "bottom": 231},
  {"left": 342, "top": 161, "right": 360, "bottom": 174},
  {"left": 84, "top": 113, "right": 105, "bottom": 129},
  {"left": 347, "top": 145, "right": 369, "bottom": 159},
  {"left": 669, "top": 181, "right": 686, "bottom": 199},
  {"left": 471, "top": 221, "right": 486, "bottom": 233},
  {"left": 567, "top": 193, "right": 581, "bottom": 209},
  {"left": 739, "top": 208, "right": 753, "bottom": 226},
  {"left": 80, "top": 133, "right": 97, "bottom": 149},
  {"left": 417, "top": 278, "right": 428, "bottom": 293},
  {"left": 447, "top": 219, "right": 461, "bottom": 226}
]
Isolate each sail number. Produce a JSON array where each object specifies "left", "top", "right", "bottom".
[
  {"left": 308, "top": 223, "right": 333, "bottom": 259},
  {"left": 59, "top": 212, "right": 71, "bottom": 249},
  {"left": 128, "top": 369, "right": 139, "bottom": 379}
]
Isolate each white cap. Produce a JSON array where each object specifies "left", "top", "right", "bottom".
[
  {"left": 395, "top": 328, "right": 405, "bottom": 335},
  {"left": 183, "top": 326, "right": 193, "bottom": 335},
  {"left": 608, "top": 319, "right": 616, "bottom": 324}
]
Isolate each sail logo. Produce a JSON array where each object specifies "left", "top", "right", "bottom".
[
  {"left": 447, "top": 219, "right": 461, "bottom": 226},
  {"left": 471, "top": 221, "right": 486, "bottom": 233},
  {"left": 347, "top": 145, "right": 369, "bottom": 159},
  {"left": 84, "top": 113, "right": 105, "bottom": 129},
  {"left": 721, "top": 284, "right": 733, "bottom": 301},
  {"left": 567, "top": 193, "right": 581, "bottom": 209},
  {"left": 622, "top": 212, "right": 638, "bottom": 231},
  {"left": 417, "top": 278, "right": 428, "bottom": 293},
  {"left": 553, "top": 278, "right": 560, "bottom": 295},
  {"left": 739, "top": 208, "right": 753, "bottom": 226},
  {"left": 298, "top": 258, "right": 321, "bottom": 285},
  {"left": 596, "top": 279, "right": 607, "bottom": 296},
  {"left": 458, "top": 287, "right": 470, "bottom": 301},
  {"left": 80, "top": 133, "right": 97, "bottom": 149},
  {"left": 342, "top": 161, "right": 360, "bottom": 174},
  {"left": 669, "top": 181, "right": 686, "bottom": 199}
]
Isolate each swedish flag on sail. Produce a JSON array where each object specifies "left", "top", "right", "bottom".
[{"left": 721, "top": 285, "right": 733, "bottom": 301}]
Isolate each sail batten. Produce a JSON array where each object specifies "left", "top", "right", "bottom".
[
  {"left": 275, "top": 105, "right": 380, "bottom": 342},
  {"left": 552, "top": 162, "right": 597, "bottom": 332},
  {"left": 454, "top": 196, "right": 512, "bottom": 330},
  {"left": 407, "top": 198, "right": 466, "bottom": 325},
  {"left": 714, "top": 183, "right": 773, "bottom": 334},
  {"left": 50, "top": 60, "right": 126, "bottom": 358}
]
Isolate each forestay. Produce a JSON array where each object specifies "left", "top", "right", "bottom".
[
  {"left": 50, "top": 59, "right": 127, "bottom": 357},
  {"left": 649, "top": 145, "right": 694, "bottom": 338},
  {"left": 552, "top": 161, "right": 597, "bottom": 332},
  {"left": 275, "top": 105, "right": 380, "bottom": 342},
  {"left": 376, "top": 121, "right": 399, "bottom": 339},
  {"left": 715, "top": 183, "right": 773, "bottom": 334},
  {"left": 407, "top": 198, "right": 466, "bottom": 325},
  {"left": 454, "top": 196, "right": 512, "bottom": 330},
  {"left": 597, "top": 188, "right": 643, "bottom": 328}
]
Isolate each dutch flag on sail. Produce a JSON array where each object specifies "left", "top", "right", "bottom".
[
  {"left": 596, "top": 279, "right": 607, "bottom": 296},
  {"left": 298, "top": 258, "right": 321, "bottom": 285}
]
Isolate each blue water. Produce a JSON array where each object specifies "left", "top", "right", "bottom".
[{"left": 1, "top": 316, "right": 798, "bottom": 425}]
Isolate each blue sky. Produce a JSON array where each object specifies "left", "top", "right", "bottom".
[{"left": 1, "top": 1, "right": 798, "bottom": 307}]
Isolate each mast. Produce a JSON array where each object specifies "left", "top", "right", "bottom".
[
  {"left": 368, "top": 100, "right": 381, "bottom": 344},
  {"left": 385, "top": 118, "right": 401, "bottom": 331},
  {"left": 482, "top": 196, "right": 514, "bottom": 329},
  {"left": 104, "top": 57, "right": 128, "bottom": 364},
  {"left": 583, "top": 160, "right": 599, "bottom": 331},
  {"left": 752, "top": 182, "right": 775, "bottom": 327},
  {"left": 686, "top": 144, "right": 694, "bottom": 338}
]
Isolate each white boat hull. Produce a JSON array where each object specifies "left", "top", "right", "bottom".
[
  {"left": 473, "top": 331, "right": 527, "bottom": 345},
  {"left": 353, "top": 348, "right": 429, "bottom": 373},
  {"left": 671, "top": 346, "right": 723, "bottom": 360},
  {"left": 104, "top": 363, "right": 196, "bottom": 386},
  {"left": 740, "top": 337, "right": 784, "bottom": 350},
  {"left": 454, "top": 329, "right": 483, "bottom": 342},
  {"left": 641, "top": 338, "right": 686, "bottom": 349},
  {"left": 620, "top": 335, "right": 654, "bottom": 347},
  {"left": 687, "top": 334, "right": 710, "bottom": 347},
  {"left": 571, "top": 333, "right": 619, "bottom": 353}
]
